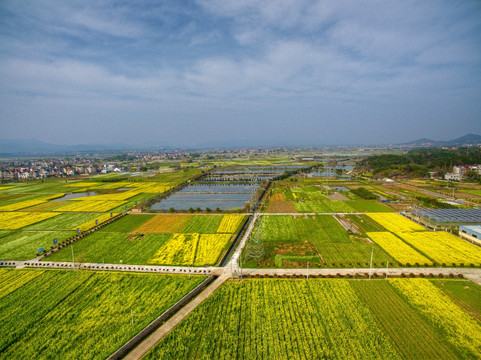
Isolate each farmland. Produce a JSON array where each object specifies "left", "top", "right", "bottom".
[
  {"left": 398, "top": 231, "right": 481, "bottom": 265},
  {"left": 243, "top": 215, "right": 395, "bottom": 268},
  {"left": 367, "top": 213, "right": 427, "bottom": 233},
  {"left": 145, "top": 278, "right": 481, "bottom": 360},
  {"left": 0, "top": 269, "right": 203, "bottom": 359},
  {"left": 0, "top": 231, "right": 75, "bottom": 260},
  {"left": 45, "top": 214, "right": 245, "bottom": 266},
  {"left": 365, "top": 213, "right": 481, "bottom": 266},
  {"left": 367, "top": 232, "right": 431, "bottom": 265},
  {"left": 0, "top": 211, "right": 59, "bottom": 230},
  {"left": 390, "top": 278, "right": 481, "bottom": 359},
  {"left": 265, "top": 182, "right": 394, "bottom": 214},
  {"left": 46, "top": 232, "right": 172, "bottom": 265}
]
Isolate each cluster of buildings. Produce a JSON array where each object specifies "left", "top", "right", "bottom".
[
  {"left": 445, "top": 165, "right": 481, "bottom": 181},
  {"left": 0, "top": 161, "right": 125, "bottom": 181}
]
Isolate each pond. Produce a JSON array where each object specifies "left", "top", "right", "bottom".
[
  {"left": 149, "top": 183, "right": 259, "bottom": 211},
  {"left": 54, "top": 191, "right": 97, "bottom": 201}
]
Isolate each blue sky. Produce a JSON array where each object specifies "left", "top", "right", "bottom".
[{"left": 1, "top": 0, "right": 480, "bottom": 147}]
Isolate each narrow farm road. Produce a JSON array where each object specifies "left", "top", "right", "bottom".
[{"left": 123, "top": 272, "right": 231, "bottom": 360}]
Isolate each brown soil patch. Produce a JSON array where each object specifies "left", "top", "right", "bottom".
[
  {"left": 327, "top": 193, "right": 349, "bottom": 200},
  {"left": 135, "top": 215, "right": 194, "bottom": 233},
  {"left": 275, "top": 241, "right": 315, "bottom": 256},
  {"left": 22, "top": 201, "right": 67, "bottom": 212},
  {"left": 127, "top": 234, "right": 144, "bottom": 241},
  {"left": 265, "top": 200, "right": 297, "bottom": 213},
  {"left": 270, "top": 193, "right": 284, "bottom": 201}
]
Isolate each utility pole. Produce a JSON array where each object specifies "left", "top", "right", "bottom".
[
  {"left": 131, "top": 308, "right": 135, "bottom": 326},
  {"left": 369, "top": 248, "right": 374, "bottom": 279},
  {"left": 306, "top": 261, "right": 309, "bottom": 281},
  {"left": 386, "top": 260, "right": 389, "bottom": 279},
  {"left": 71, "top": 245, "right": 75, "bottom": 270}
]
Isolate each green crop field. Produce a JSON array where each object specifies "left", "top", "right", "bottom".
[
  {"left": 182, "top": 215, "right": 223, "bottom": 233},
  {"left": 0, "top": 231, "right": 76, "bottom": 260},
  {"left": 24, "top": 213, "right": 100, "bottom": 230},
  {"left": 347, "top": 200, "right": 393, "bottom": 212},
  {"left": 432, "top": 279, "right": 481, "bottom": 323},
  {"left": 460, "top": 189, "right": 481, "bottom": 197},
  {"left": 351, "top": 280, "right": 457, "bottom": 359},
  {"left": 294, "top": 200, "right": 356, "bottom": 213},
  {"left": 45, "top": 232, "right": 172, "bottom": 264},
  {"left": 346, "top": 214, "right": 387, "bottom": 233},
  {"left": 0, "top": 269, "right": 203, "bottom": 359},
  {"left": 98, "top": 214, "right": 155, "bottom": 233},
  {"left": 244, "top": 215, "right": 394, "bottom": 268},
  {"left": 145, "top": 278, "right": 481, "bottom": 360}
]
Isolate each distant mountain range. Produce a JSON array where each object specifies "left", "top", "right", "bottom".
[
  {"left": 0, "top": 133, "right": 480, "bottom": 155},
  {"left": 0, "top": 138, "right": 139, "bottom": 155},
  {"left": 401, "top": 133, "right": 481, "bottom": 147}
]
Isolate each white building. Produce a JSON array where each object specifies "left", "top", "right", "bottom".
[{"left": 445, "top": 173, "right": 461, "bottom": 181}]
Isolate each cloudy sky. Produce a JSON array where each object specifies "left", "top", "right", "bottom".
[{"left": 1, "top": 1, "right": 480, "bottom": 147}]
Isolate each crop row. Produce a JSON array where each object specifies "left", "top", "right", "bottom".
[
  {"left": 367, "top": 232, "right": 431, "bottom": 265},
  {"left": 0, "top": 269, "right": 203, "bottom": 359},
  {"left": 390, "top": 278, "right": 481, "bottom": 359},
  {"left": 398, "top": 231, "right": 481, "bottom": 265},
  {"left": 146, "top": 279, "right": 403, "bottom": 359}
]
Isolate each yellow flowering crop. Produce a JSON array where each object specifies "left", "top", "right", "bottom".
[
  {"left": 55, "top": 201, "right": 126, "bottom": 212},
  {"left": 0, "top": 212, "right": 59, "bottom": 230},
  {"left": 216, "top": 215, "right": 245, "bottom": 233},
  {"left": 98, "top": 182, "right": 133, "bottom": 189},
  {"left": 148, "top": 233, "right": 199, "bottom": 265},
  {"left": 0, "top": 269, "right": 44, "bottom": 299},
  {"left": 367, "top": 232, "right": 431, "bottom": 264},
  {"left": 63, "top": 182, "right": 102, "bottom": 188},
  {"left": 398, "top": 231, "right": 481, "bottom": 265},
  {"left": 194, "top": 234, "right": 231, "bottom": 266},
  {"left": 367, "top": 213, "right": 426, "bottom": 233},
  {"left": 390, "top": 278, "right": 481, "bottom": 358}
]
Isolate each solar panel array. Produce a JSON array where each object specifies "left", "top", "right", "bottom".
[{"left": 412, "top": 209, "right": 481, "bottom": 224}]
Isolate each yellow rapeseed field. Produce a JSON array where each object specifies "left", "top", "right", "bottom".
[
  {"left": 63, "top": 182, "right": 102, "bottom": 188},
  {"left": 55, "top": 200, "right": 126, "bottom": 212},
  {"left": 0, "top": 212, "right": 58, "bottom": 230},
  {"left": 398, "top": 231, "right": 481, "bottom": 265},
  {"left": 367, "top": 213, "right": 426, "bottom": 233},
  {"left": 194, "top": 234, "right": 231, "bottom": 266},
  {"left": 216, "top": 215, "right": 245, "bottom": 233},
  {"left": 367, "top": 232, "right": 431, "bottom": 264},
  {"left": 148, "top": 233, "right": 199, "bottom": 265},
  {"left": 390, "top": 278, "right": 481, "bottom": 359}
]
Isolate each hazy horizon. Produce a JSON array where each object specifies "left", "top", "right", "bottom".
[{"left": 1, "top": 1, "right": 481, "bottom": 147}]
